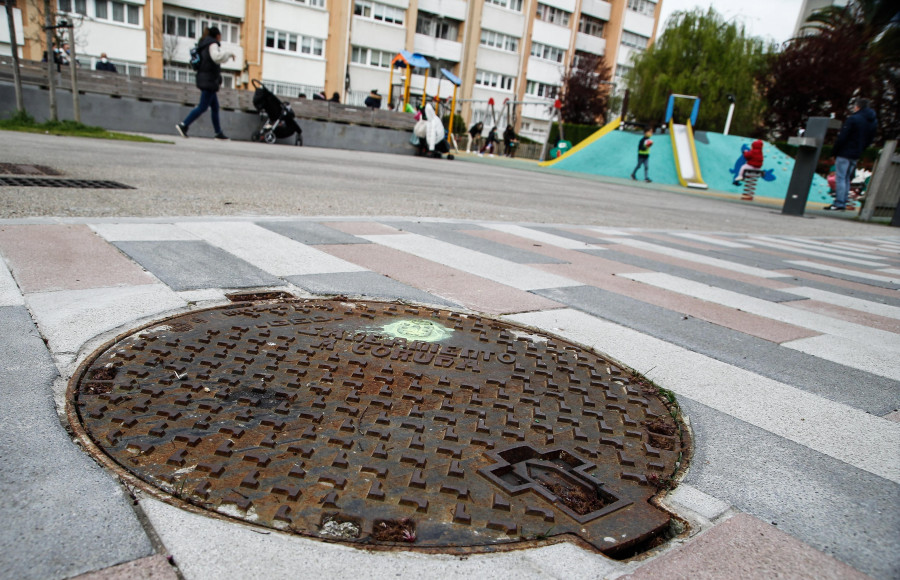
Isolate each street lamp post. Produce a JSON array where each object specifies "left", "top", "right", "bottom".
[{"left": 724, "top": 93, "right": 735, "bottom": 135}]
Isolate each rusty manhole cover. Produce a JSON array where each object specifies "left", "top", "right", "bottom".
[{"left": 69, "top": 299, "right": 687, "bottom": 555}]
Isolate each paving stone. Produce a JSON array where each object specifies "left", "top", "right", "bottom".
[
  {"left": 528, "top": 225, "right": 611, "bottom": 244},
  {"left": 530, "top": 286, "right": 900, "bottom": 415},
  {"left": 778, "top": 270, "right": 900, "bottom": 308},
  {"left": 256, "top": 221, "right": 370, "bottom": 245},
  {"left": 71, "top": 556, "right": 177, "bottom": 580},
  {"left": 284, "top": 271, "right": 459, "bottom": 306},
  {"left": 590, "top": 249, "right": 806, "bottom": 302},
  {"left": 382, "top": 221, "right": 566, "bottom": 264},
  {"left": 678, "top": 399, "right": 899, "bottom": 580},
  {"left": 0, "top": 306, "right": 153, "bottom": 580},
  {"left": 0, "top": 224, "right": 155, "bottom": 292},
  {"left": 0, "top": 256, "right": 24, "bottom": 306},
  {"left": 664, "top": 483, "right": 731, "bottom": 521},
  {"left": 113, "top": 241, "right": 283, "bottom": 291},
  {"left": 623, "top": 514, "right": 874, "bottom": 580}
]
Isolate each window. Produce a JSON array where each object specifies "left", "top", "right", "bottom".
[
  {"left": 627, "top": 0, "right": 656, "bottom": 17},
  {"left": 164, "top": 14, "right": 196, "bottom": 39},
  {"left": 621, "top": 31, "right": 649, "bottom": 50},
  {"left": 200, "top": 15, "right": 241, "bottom": 44},
  {"left": 350, "top": 45, "right": 392, "bottom": 68},
  {"left": 526, "top": 80, "right": 558, "bottom": 98},
  {"left": 486, "top": 0, "right": 523, "bottom": 12},
  {"left": 530, "top": 42, "right": 565, "bottom": 63},
  {"left": 288, "top": 0, "right": 325, "bottom": 7},
  {"left": 480, "top": 29, "right": 518, "bottom": 52},
  {"left": 535, "top": 3, "right": 570, "bottom": 27},
  {"left": 578, "top": 14, "right": 605, "bottom": 38},
  {"left": 416, "top": 11, "right": 459, "bottom": 41},
  {"left": 58, "top": 0, "right": 87, "bottom": 15},
  {"left": 474, "top": 70, "right": 514, "bottom": 91},
  {"left": 266, "top": 29, "right": 324, "bottom": 57},
  {"left": 93, "top": 1, "right": 141, "bottom": 26},
  {"left": 354, "top": 0, "right": 405, "bottom": 25}
]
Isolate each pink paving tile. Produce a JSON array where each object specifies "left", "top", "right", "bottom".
[
  {"left": 72, "top": 555, "right": 178, "bottom": 580},
  {"left": 466, "top": 230, "right": 817, "bottom": 342},
  {"left": 321, "top": 221, "right": 404, "bottom": 236},
  {"left": 623, "top": 514, "right": 871, "bottom": 580},
  {"left": 785, "top": 300, "right": 900, "bottom": 333},
  {"left": 777, "top": 269, "right": 900, "bottom": 300},
  {"left": 0, "top": 225, "right": 155, "bottom": 293},
  {"left": 315, "top": 243, "right": 564, "bottom": 315}
]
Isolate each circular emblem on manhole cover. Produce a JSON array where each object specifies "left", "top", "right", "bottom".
[{"left": 69, "top": 299, "right": 688, "bottom": 555}]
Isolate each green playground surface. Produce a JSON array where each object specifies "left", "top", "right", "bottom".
[{"left": 545, "top": 126, "right": 834, "bottom": 205}]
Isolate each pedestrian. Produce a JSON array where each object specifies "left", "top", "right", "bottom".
[
  {"left": 503, "top": 125, "right": 518, "bottom": 158},
  {"left": 95, "top": 53, "right": 117, "bottom": 73},
  {"left": 630, "top": 127, "right": 654, "bottom": 182},
  {"left": 466, "top": 121, "right": 483, "bottom": 153},
  {"left": 364, "top": 89, "right": 382, "bottom": 109},
  {"left": 330, "top": 92, "right": 341, "bottom": 103},
  {"left": 733, "top": 139, "right": 764, "bottom": 186},
  {"left": 175, "top": 27, "right": 235, "bottom": 140},
  {"left": 479, "top": 126, "right": 498, "bottom": 156},
  {"left": 824, "top": 98, "right": 878, "bottom": 211}
]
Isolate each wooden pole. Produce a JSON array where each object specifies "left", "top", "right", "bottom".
[
  {"left": 67, "top": 24, "right": 80, "bottom": 123},
  {"left": 44, "top": 0, "right": 58, "bottom": 121}
]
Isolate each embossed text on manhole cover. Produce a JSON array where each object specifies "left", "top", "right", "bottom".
[{"left": 69, "top": 300, "right": 687, "bottom": 555}]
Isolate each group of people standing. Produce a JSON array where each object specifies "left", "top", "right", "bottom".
[{"left": 466, "top": 122, "right": 518, "bottom": 157}]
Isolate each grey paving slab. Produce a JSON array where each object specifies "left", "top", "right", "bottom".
[
  {"left": 528, "top": 225, "right": 611, "bottom": 244},
  {"left": 679, "top": 397, "right": 900, "bottom": 580},
  {"left": 531, "top": 285, "right": 900, "bottom": 415},
  {"left": 583, "top": 249, "right": 807, "bottom": 303},
  {"left": 113, "top": 241, "right": 283, "bottom": 291},
  {"left": 0, "top": 306, "right": 153, "bottom": 580},
  {"left": 285, "top": 271, "right": 459, "bottom": 307},
  {"left": 381, "top": 221, "right": 566, "bottom": 264},
  {"left": 776, "top": 275, "right": 900, "bottom": 308},
  {"left": 255, "top": 221, "right": 370, "bottom": 245}
]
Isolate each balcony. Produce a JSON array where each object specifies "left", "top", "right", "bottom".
[
  {"left": 413, "top": 34, "right": 463, "bottom": 62},
  {"left": 351, "top": 18, "right": 407, "bottom": 53},
  {"left": 623, "top": 10, "right": 656, "bottom": 38},
  {"left": 481, "top": 4, "right": 526, "bottom": 38},
  {"left": 475, "top": 48, "right": 520, "bottom": 77},
  {"left": 526, "top": 58, "right": 563, "bottom": 85},
  {"left": 532, "top": 19, "right": 571, "bottom": 50},
  {"left": 165, "top": 0, "right": 245, "bottom": 19},
  {"left": 580, "top": 0, "right": 611, "bottom": 21},
  {"left": 575, "top": 32, "right": 605, "bottom": 56},
  {"left": 537, "top": 0, "right": 576, "bottom": 13},
  {"left": 416, "top": 0, "right": 467, "bottom": 22}
]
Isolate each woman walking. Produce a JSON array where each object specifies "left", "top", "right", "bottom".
[{"left": 175, "top": 27, "right": 235, "bottom": 140}]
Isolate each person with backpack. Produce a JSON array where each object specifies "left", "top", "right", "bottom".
[{"left": 175, "top": 27, "right": 235, "bottom": 140}]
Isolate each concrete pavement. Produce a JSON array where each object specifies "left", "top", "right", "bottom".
[{"left": 0, "top": 131, "right": 898, "bottom": 579}]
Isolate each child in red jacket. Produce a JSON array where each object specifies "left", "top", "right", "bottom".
[{"left": 733, "top": 140, "right": 764, "bottom": 185}]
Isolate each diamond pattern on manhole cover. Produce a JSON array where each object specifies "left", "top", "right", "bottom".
[{"left": 69, "top": 300, "right": 688, "bottom": 556}]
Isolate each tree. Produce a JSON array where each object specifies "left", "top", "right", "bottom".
[
  {"left": 761, "top": 0, "right": 899, "bottom": 140},
  {"left": 558, "top": 53, "right": 612, "bottom": 125},
  {"left": 624, "top": 8, "right": 772, "bottom": 135}
]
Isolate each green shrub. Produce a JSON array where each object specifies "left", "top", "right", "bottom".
[{"left": 547, "top": 122, "right": 600, "bottom": 147}]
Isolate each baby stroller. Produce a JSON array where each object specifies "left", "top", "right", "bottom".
[{"left": 250, "top": 79, "right": 303, "bottom": 146}]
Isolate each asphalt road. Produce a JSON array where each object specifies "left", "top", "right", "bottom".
[{"left": 0, "top": 130, "right": 888, "bottom": 236}]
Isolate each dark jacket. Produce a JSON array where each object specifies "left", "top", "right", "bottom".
[
  {"left": 364, "top": 92, "right": 382, "bottom": 109},
  {"left": 96, "top": 60, "right": 117, "bottom": 73},
  {"left": 637, "top": 136, "right": 652, "bottom": 156},
  {"left": 195, "top": 36, "right": 222, "bottom": 93},
  {"left": 833, "top": 107, "right": 878, "bottom": 160},
  {"left": 743, "top": 140, "right": 764, "bottom": 167}
]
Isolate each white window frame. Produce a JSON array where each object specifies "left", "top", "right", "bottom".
[
  {"left": 474, "top": 69, "right": 514, "bottom": 92},
  {"left": 266, "top": 29, "right": 324, "bottom": 58},
  {"left": 479, "top": 29, "right": 518, "bottom": 52},
  {"left": 621, "top": 31, "right": 649, "bottom": 50},
  {"left": 283, "top": 0, "right": 325, "bottom": 8},
  {"left": 525, "top": 80, "right": 558, "bottom": 98},
  {"left": 164, "top": 13, "right": 197, "bottom": 39},
  {"left": 354, "top": 0, "right": 405, "bottom": 26},
  {"left": 91, "top": 0, "right": 142, "bottom": 27},
  {"left": 486, "top": 0, "right": 523, "bottom": 13},
  {"left": 200, "top": 15, "right": 241, "bottom": 45},
  {"left": 416, "top": 11, "right": 459, "bottom": 41},
  {"left": 530, "top": 42, "right": 565, "bottom": 63},
  {"left": 578, "top": 14, "right": 605, "bottom": 38},
  {"left": 350, "top": 45, "right": 392, "bottom": 68},
  {"left": 535, "top": 3, "right": 570, "bottom": 27},
  {"left": 627, "top": 0, "right": 656, "bottom": 17}
]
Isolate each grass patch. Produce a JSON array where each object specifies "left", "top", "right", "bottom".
[{"left": 0, "top": 111, "right": 171, "bottom": 143}]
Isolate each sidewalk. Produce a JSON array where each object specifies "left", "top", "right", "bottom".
[{"left": 0, "top": 133, "right": 897, "bottom": 580}]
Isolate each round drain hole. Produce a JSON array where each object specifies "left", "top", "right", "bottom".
[{"left": 69, "top": 299, "right": 688, "bottom": 555}]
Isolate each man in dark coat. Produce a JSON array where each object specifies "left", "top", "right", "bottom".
[
  {"left": 95, "top": 53, "right": 117, "bottom": 73},
  {"left": 825, "top": 98, "right": 878, "bottom": 211},
  {"left": 364, "top": 89, "right": 382, "bottom": 109},
  {"left": 175, "top": 27, "right": 235, "bottom": 140}
]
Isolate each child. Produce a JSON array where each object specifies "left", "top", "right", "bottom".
[
  {"left": 734, "top": 140, "right": 764, "bottom": 185},
  {"left": 479, "top": 126, "right": 499, "bottom": 156},
  {"left": 631, "top": 128, "right": 653, "bottom": 182}
]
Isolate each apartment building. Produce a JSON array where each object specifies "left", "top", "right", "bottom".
[{"left": 16, "top": 0, "right": 662, "bottom": 142}]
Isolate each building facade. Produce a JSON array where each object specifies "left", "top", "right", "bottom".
[{"left": 16, "top": 0, "right": 662, "bottom": 142}]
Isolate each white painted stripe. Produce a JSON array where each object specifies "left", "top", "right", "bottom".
[
  {"left": 91, "top": 223, "right": 201, "bottom": 242},
  {"left": 484, "top": 224, "right": 603, "bottom": 250},
  {"left": 830, "top": 241, "right": 887, "bottom": 253},
  {"left": 605, "top": 238, "right": 788, "bottom": 279},
  {"left": 0, "top": 258, "right": 24, "bottom": 306},
  {"left": 619, "top": 272, "right": 900, "bottom": 348},
  {"left": 672, "top": 233, "right": 751, "bottom": 248},
  {"left": 781, "top": 287, "right": 900, "bottom": 321},
  {"left": 782, "top": 334, "right": 900, "bottom": 382},
  {"left": 507, "top": 308, "right": 900, "bottom": 484},
  {"left": 361, "top": 233, "right": 580, "bottom": 291},
  {"left": 747, "top": 238, "right": 886, "bottom": 267},
  {"left": 878, "top": 268, "right": 900, "bottom": 276},
  {"left": 772, "top": 236, "right": 889, "bottom": 261},
  {"left": 177, "top": 222, "right": 365, "bottom": 276},
  {"left": 787, "top": 261, "right": 900, "bottom": 285},
  {"left": 583, "top": 226, "right": 634, "bottom": 236}
]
